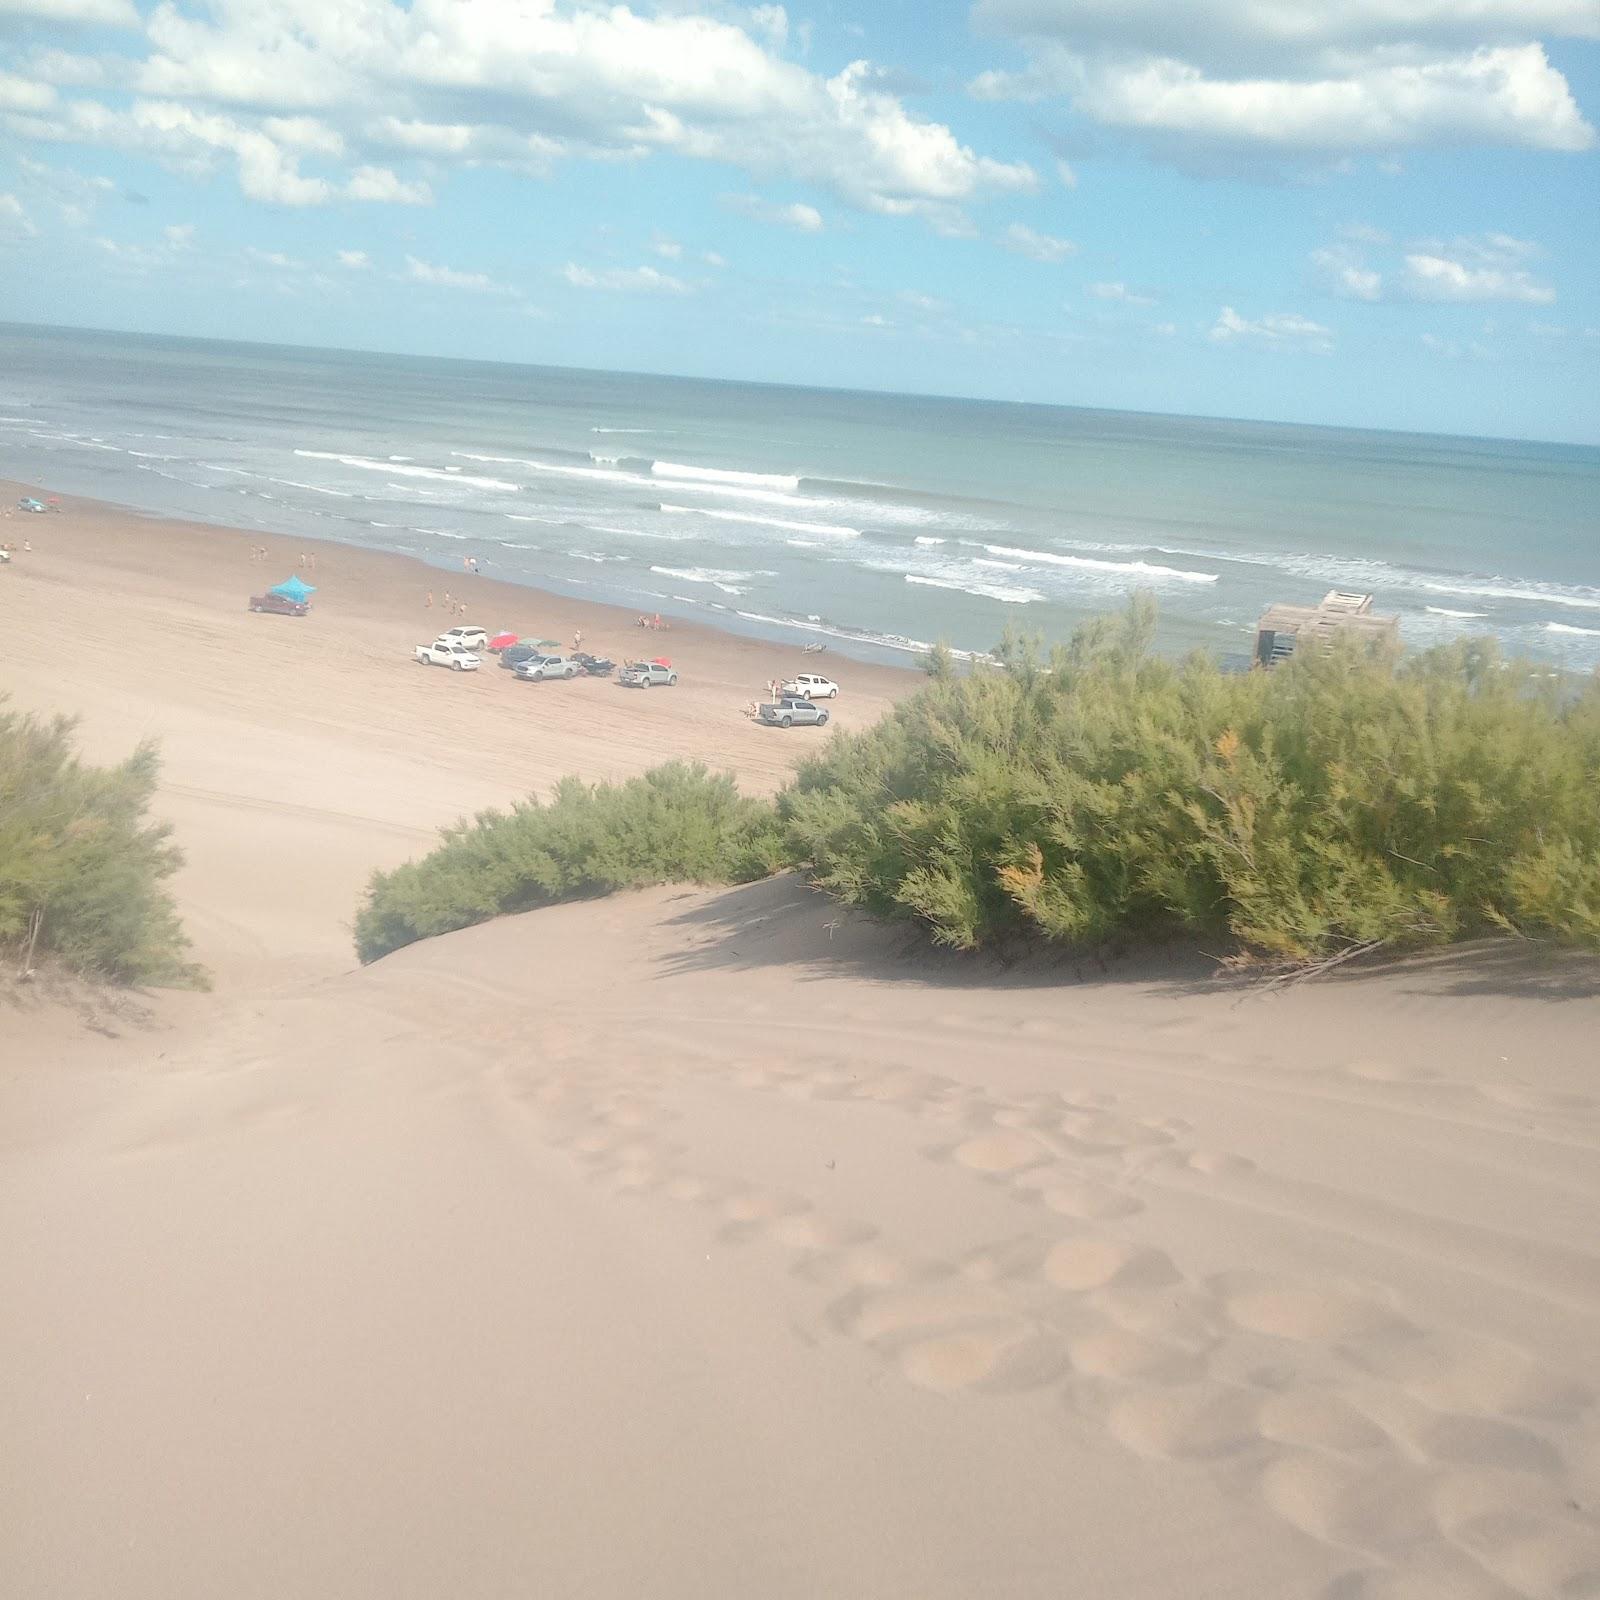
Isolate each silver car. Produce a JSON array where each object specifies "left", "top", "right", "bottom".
[
  {"left": 758, "top": 696, "right": 829, "bottom": 728},
  {"left": 514, "top": 654, "right": 581, "bottom": 681},
  {"left": 618, "top": 660, "right": 678, "bottom": 688}
]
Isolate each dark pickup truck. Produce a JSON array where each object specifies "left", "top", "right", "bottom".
[{"left": 249, "top": 592, "right": 309, "bottom": 616}]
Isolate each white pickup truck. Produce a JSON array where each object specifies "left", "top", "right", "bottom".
[{"left": 413, "top": 640, "right": 480, "bottom": 671}]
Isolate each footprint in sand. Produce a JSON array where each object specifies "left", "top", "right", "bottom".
[
  {"left": 1010, "top": 1166, "right": 1145, "bottom": 1220},
  {"left": 1044, "top": 1237, "right": 1180, "bottom": 1294},
  {"left": 1323, "top": 1552, "right": 1525, "bottom": 1600},
  {"left": 1262, "top": 1454, "right": 1444, "bottom": 1551},
  {"left": 1351, "top": 1330, "right": 1590, "bottom": 1418},
  {"left": 949, "top": 1130, "right": 1049, "bottom": 1175},
  {"left": 898, "top": 1322, "right": 1069, "bottom": 1395},
  {"left": 1256, "top": 1390, "right": 1391, "bottom": 1454},
  {"left": 1102, "top": 1383, "right": 1264, "bottom": 1461},
  {"left": 1215, "top": 1273, "right": 1404, "bottom": 1344},
  {"left": 1453, "top": 1510, "right": 1600, "bottom": 1597},
  {"left": 835, "top": 1280, "right": 1014, "bottom": 1343},
  {"left": 1067, "top": 1327, "right": 1205, "bottom": 1384}
]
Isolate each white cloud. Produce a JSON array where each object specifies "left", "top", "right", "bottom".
[
  {"left": 1055, "top": 158, "right": 1078, "bottom": 188},
  {"left": 405, "top": 255, "right": 515, "bottom": 293},
  {"left": 246, "top": 247, "right": 303, "bottom": 270},
  {"left": 336, "top": 248, "right": 369, "bottom": 269},
  {"left": 0, "top": 192, "right": 38, "bottom": 241},
  {"left": 1310, "top": 245, "right": 1384, "bottom": 300},
  {"left": 0, "top": 0, "right": 139, "bottom": 23},
  {"left": 5, "top": 1, "right": 1032, "bottom": 221},
  {"left": 748, "top": 4, "right": 788, "bottom": 47},
  {"left": 261, "top": 116, "right": 344, "bottom": 158},
  {"left": 1210, "top": 305, "right": 1334, "bottom": 352},
  {"left": 562, "top": 262, "right": 691, "bottom": 293},
  {"left": 972, "top": 2, "right": 1597, "bottom": 156},
  {"left": 703, "top": 250, "right": 726, "bottom": 268},
  {"left": 1002, "top": 221, "right": 1075, "bottom": 262},
  {"left": 900, "top": 289, "right": 947, "bottom": 312},
  {"left": 1314, "top": 231, "right": 1555, "bottom": 304},
  {"left": 344, "top": 165, "right": 431, "bottom": 204},
  {"left": 651, "top": 233, "right": 683, "bottom": 259},
  {"left": 13, "top": 153, "right": 113, "bottom": 226},
  {"left": 1086, "top": 280, "right": 1154, "bottom": 305},
  {"left": 723, "top": 193, "right": 825, "bottom": 232},
  {"left": 163, "top": 222, "right": 194, "bottom": 248},
  {"left": 0, "top": 73, "right": 57, "bottom": 114},
  {"left": 93, "top": 234, "right": 168, "bottom": 268},
  {"left": 1402, "top": 249, "right": 1555, "bottom": 303}
]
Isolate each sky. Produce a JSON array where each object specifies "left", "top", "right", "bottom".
[{"left": 1, "top": 0, "right": 1598, "bottom": 443}]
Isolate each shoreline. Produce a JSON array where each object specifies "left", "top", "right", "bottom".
[
  {"left": 0, "top": 476, "right": 912, "bottom": 987},
  {"left": 4, "top": 457, "right": 969, "bottom": 670},
  {"left": 3, "top": 475, "right": 922, "bottom": 684}
]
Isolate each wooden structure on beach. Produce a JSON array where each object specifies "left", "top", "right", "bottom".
[{"left": 1254, "top": 591, "right": 1399, "bottom": 667}]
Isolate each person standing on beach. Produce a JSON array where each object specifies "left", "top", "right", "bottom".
[
  {"left": 573, "top": 628, "right": 582, "bottom": 653},
  {"left": 426, "top": 591, "right": 433, "bottom": 609},
  {"left": 443, "top": 590, "right": 452, "bottom": 612}
]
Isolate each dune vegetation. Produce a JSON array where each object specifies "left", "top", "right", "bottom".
[
  {"left": 353, "top": 762, "right": 784, "bottom": 964},
  {"left": 0, "top": 703, "right": 199, "bottom": 987},
  {"left": 356, "top": 604, "right": 1600, "bottom": 968}
]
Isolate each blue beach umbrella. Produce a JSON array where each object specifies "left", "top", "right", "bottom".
[{"left": 268, "top": 575, "right": 316, "bottom": 603}]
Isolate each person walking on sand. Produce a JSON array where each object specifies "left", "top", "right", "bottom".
[
  {"left": 426, "top": 591, "right": 434, "bottom": 609},
  {"left": 573, "top": 628, "right": 582, "bottom": 652},
  {"left": 443, "top": 590, "right": 452, "bottom": 612}
]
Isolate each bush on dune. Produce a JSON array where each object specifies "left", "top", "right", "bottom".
[
  {"left": 352, "top": 605, "right": 1600, "bottom": 970},
  {"left": 780, "top": 602, "right": 1600, "bottom": 964},
  {"left": 0, "top": 704, "right": 199, "bottom": 986},
  {"left": 354, "top": 762, "right": 784, "bottom": 963}
]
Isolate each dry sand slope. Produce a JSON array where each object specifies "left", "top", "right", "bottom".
[{"left": 5, "top": 879, "right": 1599, "bottom": 1600}]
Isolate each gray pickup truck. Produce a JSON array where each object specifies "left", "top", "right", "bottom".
[
  {"left": 619, "top": 660, "right": 678, "bottom": 688},
  {"left": 758, "top": 696, "right": 829, "bottom": 728}
]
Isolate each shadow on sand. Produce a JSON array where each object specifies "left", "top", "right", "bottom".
[{"left": 654, "top": 875, "right": 1600, "bottom": 1003}]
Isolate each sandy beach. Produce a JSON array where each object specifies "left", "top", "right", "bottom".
[
  {"left": 0, "top": 481, "right": 910, "bottom": 984},
  {"left": 3, "top": 485, "right": 1599, "bottom": 1599}
]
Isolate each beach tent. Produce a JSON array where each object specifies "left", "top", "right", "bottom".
[{"left": 269, "top": 575, "right": 316, "bottom": 603}]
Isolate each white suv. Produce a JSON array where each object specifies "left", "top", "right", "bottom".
[
  {"left": 780, "top": 673, "right": 839, "bottom": 700},
  {"left": 437, "top": 625, "right": 488, "bottom": 650}
]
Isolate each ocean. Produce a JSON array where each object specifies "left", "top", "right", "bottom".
[{"left": 3, "top": 322, "right": 1597, "bottom": 669}]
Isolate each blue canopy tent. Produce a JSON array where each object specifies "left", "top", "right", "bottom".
[{"left": 268, "top": 575, "right": 316, "bottom": 604}]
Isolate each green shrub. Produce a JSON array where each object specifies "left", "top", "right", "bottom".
[
  {"left": 0, "top": 704, "right": 199, "bottom": 985},
  {"left": 355, "top": 762, "right": 783, "bottom": 962},
  {"left": 781, "top": 605, "right": 1600, "bottom": 963}
]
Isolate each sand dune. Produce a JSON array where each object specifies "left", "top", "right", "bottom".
[
  {"left": 5, "top": 879, "right": 1599, "bottom": 1598},
  {"left": 3, "top": 487, "right": 1599, "bottom": 1598}
]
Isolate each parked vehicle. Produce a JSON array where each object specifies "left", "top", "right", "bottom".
[
  {"left": 498, "top": 643, "right": 540, "bottom": 671},
  {"left": 759, "top": 697, "right": 830, "bottom": 728},
  {"left": 249, "top": 591, "right": 309, "bottom": 617},
  {"left": 414, "top": 640, "right": 480, "bottom": 670},
  {"left": 437, "top": 625, "right": 488, "bottom": 650},
  {"left": 618, "top": 660, "right": 678, "bottom": 688},
  {"left": 573, "top": 653, "right": 615, "bottom": 676},
  {"left": 780, "top": 673, "right": 839, "bottom": 700},
  {"left": 17, "top": 497, "right": 45, "bottom": 514},
  {"left": 513, "top": 654, "right": 581, "bottom": 681}
]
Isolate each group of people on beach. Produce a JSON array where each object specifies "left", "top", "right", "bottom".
[{"left": 426, "top": 590, "right": 473, "bottom": 616}]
